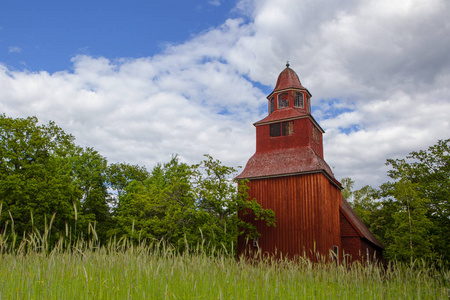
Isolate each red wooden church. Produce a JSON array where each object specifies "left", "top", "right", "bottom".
[{"left": 236, "top": 63, "right": 383, "bottom": 263}]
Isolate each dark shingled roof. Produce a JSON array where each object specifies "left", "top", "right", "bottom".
[{"left": 340, "top": 197, "right": 384, "bottom": 249}]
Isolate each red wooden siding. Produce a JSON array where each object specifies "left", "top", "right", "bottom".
[
  {"left": 340, "top": 210, "right": 384, "bottom": 263},
  {"left": 238, "top": 172, "right": 342, "bottom": 261},
  {"left": 255, "top": 117, "right": 324, "bottom": 158}
]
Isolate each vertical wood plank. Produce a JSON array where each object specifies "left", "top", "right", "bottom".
[{"left": 239, "top": 173, "right": 342, "bottom": 261}]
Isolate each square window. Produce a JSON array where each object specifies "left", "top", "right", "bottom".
[
  {"left": 270, "top": 123, "right": 281, "bottom": 137},
  {"left": 312, "top": 126, "right": 320, "bottom": 142},
  {"left": 282, "top": 121, "right": 294, "bottom": 135}
]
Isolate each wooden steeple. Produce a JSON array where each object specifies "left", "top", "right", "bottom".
[
  {"left": 237, "top": 64, "right": 383, "bottom": 263},
  {"left": 236, "top": 63, "right": 337, "bottom": 185}
]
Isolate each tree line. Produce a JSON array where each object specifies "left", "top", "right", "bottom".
[
  {"left": 1, "top": 114, "right": 448, "bottom": 264},
  {"left": 342, "top": 138, "right": 450, "bottom": 264},
  {"left": 0, "top": 114, "right": 275, "bottom": 252}
]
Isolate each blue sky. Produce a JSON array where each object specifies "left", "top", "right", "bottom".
[
  {"left": 1, "top": 0, "right": 239, "bottom": 72},
  {"left": 1, "top": 0, "right": 450, "bottom": 189}
]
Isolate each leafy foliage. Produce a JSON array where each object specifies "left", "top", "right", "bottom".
[
  {"left": 341, "top": 178, "right": 380, "bottom": 226},
  {"left": 113, "top": 156, "right": 198, "bottom": 248},
  {"left": 0, "top": 114, "right": 111, "bottom": 243},
  {"left": 379, "top": 140, "right": 450, "bottom": 263},
  {"left": 0, "top": 114, "right": 275, "bottom": 252},
  {"left": 106, "top": 162, "right": 149, "bottom": 200},
  {"left": 112, "top": 155, "right": 275, "bottom": 252},
  {"left": 343, "top": 138, "right": 450, "bottom": 264}
]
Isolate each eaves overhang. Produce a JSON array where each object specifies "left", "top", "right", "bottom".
[
  {"left": 254, "top": 114, "right": 325, "bottom": 133},
  {"left": 267, "top": 87, "right": 312, "bottom": 100},
  {"left": 236, "top": 169, "right": 342, "bottom": 189}
]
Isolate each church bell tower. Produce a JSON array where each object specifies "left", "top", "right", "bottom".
[{"left": 236, "top": 63, "right": 343, "bottom": 260}]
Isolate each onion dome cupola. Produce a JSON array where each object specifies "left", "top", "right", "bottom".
[{"left": 266, "top": 62, "right": 313, "bottom": 115}]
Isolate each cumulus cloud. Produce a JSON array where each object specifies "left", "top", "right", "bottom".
[
  {"left": 1, "top": 0, "right": 450, "bottom": 189},
  {"left": 228, "top": 0, "right": 450, "bottom": 187},
  {"left": 0, "top": 21, "right": 263, "bottom": 171}
]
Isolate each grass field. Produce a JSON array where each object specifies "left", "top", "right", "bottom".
[{"left": 0, "top": 235, "right": 449, "bottom": 300}]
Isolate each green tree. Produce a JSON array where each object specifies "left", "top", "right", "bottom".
[
  {"left": 113, "top": 156, "right": 200, "bottom": 248},
  {"left": 106, "top": 162, "right": 149, "bottom": 208},
  {"left": 341, "top": 139, "right": 449, "bottom": 264},
  {"left": 105, "top": 162, "right": 150, "bottom": 236},
  {"left": 72, "top": 147, "right": 111, "bottom": 241},
  {"left": 380, "top": 161, "right": 434, "bottom": 262},
  {"left": 0, "top": 114, "right": 111, "bottom": 244},
  {"left": 352, "top": 185, "right": 380, "bottom": 226},
  {"left": 113, "top": 155, "right": 276, "bottom": 252},
  {"left": 193, "top": 155, "right": 276, "bottom": 251},
  {"left": 341, "top": 177, "right": 355, "bottom": 200},
  {"left": 378, "top": 139, "right": 450, "bottom": 263},
  {"left": 340, "top": 177, "right": 380, "bottom": 227},
  {"left": 407, "top": 139, "right": 450, "bottom": 261},
  {"left": 0, "top": 115, "right": 77, "bottom": 239}
]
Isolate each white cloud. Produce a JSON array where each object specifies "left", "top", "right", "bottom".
[
  {"left": 8, "top": 46, "right": 22, "bottom": 53},
  {"left": 0, "top": 46, "right": 262, "bottom": 173},
  {"left": 1, "top": 0, "right": 450, "bottom": 189},
  {"left": 208, "top": 0, "right": 222, "bottom": 6},
  {"left": 228, "top": 0, "right": 450, "bottom": 188}
]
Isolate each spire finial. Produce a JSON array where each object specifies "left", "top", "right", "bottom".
[{"left": 286, "top": 61, "right": 290, "bottom": 68}]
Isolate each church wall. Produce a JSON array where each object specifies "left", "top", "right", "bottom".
[
  {"left": 341, "top": 236, "right": 362, "bottom": 263},
  {"left": 255, "top": 118, "right": 309, "bottom": 153},
  {"left": 238, "top": 172, "right": 342, "bottom": 261},
  {"left": 255, "top": 118, "right": 323, "bottom": 158},
  {"left": 312, "top": 129, "right": 323, "bottom": 158},
  {"left": 340, "top": 211, "right": 359, "bottom": 237},
  {"left": 340, "top": 211, "right": 384, "bottom": 264},
  {"left": 360, "top": 239, "right": 384, "bottom": 263}
]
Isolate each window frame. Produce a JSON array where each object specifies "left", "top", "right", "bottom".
[
  {"left": 312, "top": 126, "right": 320, "bottom": 142},
  {"left": 270, "top": 121, "right": 294, "bottom": 137},
  {"left": 294, "top": 92, "right": 304, "bottom": 108},
  {"left": 277, "top": 93, "right": 289, "bottom": 109},
  {"left": 270, "top": 123, "right": 281, "bottom": 137},
  {"left": 269, "top": 97, "right": 275, "bottom": 114}
]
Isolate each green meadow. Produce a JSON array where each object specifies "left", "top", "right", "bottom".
[{"left": 1, "top": 235, "right": 448, "bottom": 300}]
